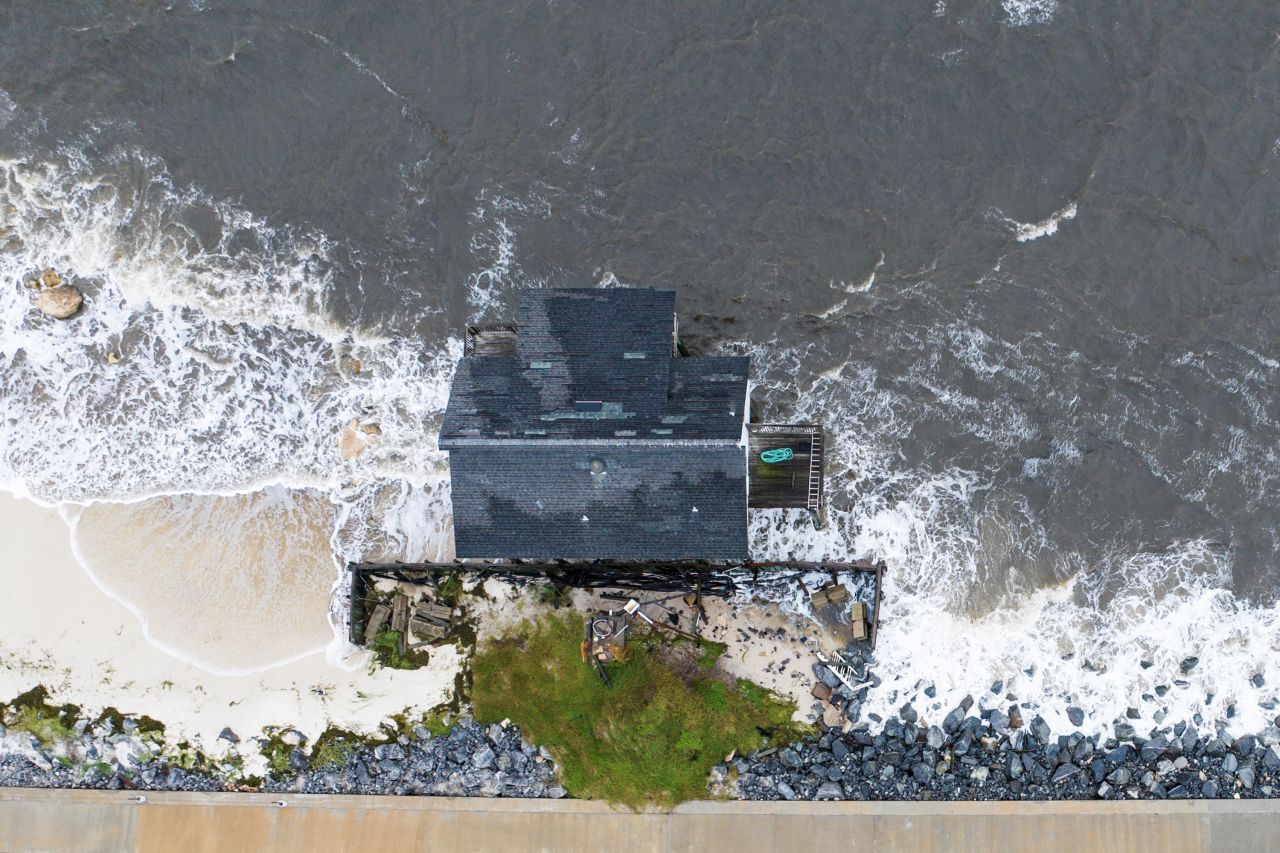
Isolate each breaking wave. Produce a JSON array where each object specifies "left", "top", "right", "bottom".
[
  {"left": 0, "top": 144, "right": 462, "bottom": 670},
  {"left": 740, "top": 327, "right": 1280, "bottom": 737}
]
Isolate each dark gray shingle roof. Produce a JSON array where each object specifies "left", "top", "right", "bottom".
[
  {"left": 449, "top": 446, "right": 748, "bottom": 560},
  {"left": 440, "top": 288, "right": 748, "bottom": 445},
  {"left": 442, "top": 287, "right": 752, "bottom": 560}
]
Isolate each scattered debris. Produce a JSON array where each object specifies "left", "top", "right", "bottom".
[{"left": 582, "top": 612, "right": 630, "bottom": 685}]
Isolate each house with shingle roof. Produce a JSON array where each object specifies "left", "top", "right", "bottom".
[{"left": 439, "top": 287, "right": 822, "bottom": 561}]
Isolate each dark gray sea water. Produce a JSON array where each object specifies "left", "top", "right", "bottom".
[{"left": 1, "top": 0, "right": 1277, "bottom": 732}]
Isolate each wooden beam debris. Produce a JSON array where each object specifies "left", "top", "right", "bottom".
[{"left": 362, "top": 603, "right": 390, "bottom": 647}]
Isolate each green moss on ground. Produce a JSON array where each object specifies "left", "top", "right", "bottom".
[
  {"left": 259, "top": 734, "right": 293, "bottom": 777},
  {"left": 308, "top": 728, "right": 359, "bottom": 770},
  {"left": 470, "top": 612, "right": 805, "bottom": 809},
  {"left": 369, "top": 629, "right": 431, "bottom": 671}
]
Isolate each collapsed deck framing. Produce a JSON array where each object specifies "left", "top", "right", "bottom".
[{"left": 348, "top": 559, "right": 885, "bottom": 650}]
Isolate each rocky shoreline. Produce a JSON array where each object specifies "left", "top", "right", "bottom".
[
  {"left": 1, "top": 664, "right": 1278, "bottom": 803},
  {"left": 259, "top": 719, "right": 564, "bottom": 798},
  {"left": 0, "top": 708, "right": 562, "bottom": 799},
  {"left": 731, "top": 651, "right": 1280, "bottom": 802}
]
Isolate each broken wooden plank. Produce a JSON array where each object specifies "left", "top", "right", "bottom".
[
  {"left": 390, "top": 594, "right": 409, "bottom": 634},
  {"left": 362, "top": 603, "right": 390, "bottom": 647},
  {"left": 413, "top": 600, "right": 452, "bottom": 621},
  {"left": 849, "top": 602, "right": 868, "bottom": 641},
  {"left": 409, "top": 616, "right": 450, "bottom": 640},
  {"left": 810, "top": 583, "right": 849, "bottom": 608}
]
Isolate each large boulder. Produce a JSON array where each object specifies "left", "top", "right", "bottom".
[{"left": 36, "top": 285, "right": 82, "bottom": 319}]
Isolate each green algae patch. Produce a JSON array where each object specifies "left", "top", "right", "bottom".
[
  {"left": 1, "top": 686, "right": 79, "bottom": 748},
  {"left": 470, "top": 612, "right": 803, "bottom": 809}
]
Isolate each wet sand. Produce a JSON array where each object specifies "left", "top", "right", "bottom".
[
  {"left": 69, "top": 489, "right": 338, "bottom": 673},
  {"left": 0, "top": 494, "right": 461, "bottom": 750}
]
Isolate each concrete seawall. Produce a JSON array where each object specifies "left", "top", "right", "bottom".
[{"left": 2, "top": 788, "right": 1279, "bottom": 852}]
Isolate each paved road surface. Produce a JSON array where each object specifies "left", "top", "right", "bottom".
[{"left": 1, "top": 788, "right": 1278, "bottom": 852}]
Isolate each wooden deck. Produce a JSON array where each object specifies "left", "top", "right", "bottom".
[{"left": 747, "top": 423, "right": 824, "bottom": 511}]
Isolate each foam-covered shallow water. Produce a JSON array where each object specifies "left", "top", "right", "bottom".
[{"left": 1, "top": 1, "right": 1278, "bottom": 734}]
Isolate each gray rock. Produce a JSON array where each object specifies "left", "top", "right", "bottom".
[
  {"left": 943, "top": 707, "right": 965, "bottom": 734},
  {"left": 288, "top": 748, "right": 309, "bottom": 773},
  {"left": 988, "top": 710, "right": 1009, "bottom": 732},
  {"left": 814, "top": 665, "right": 840, "bottom": 690},
  {"left": 1106, "top": 767, "right": 1131, "bottom": 786},
  {"left": 899, "top": 703, "right": 918, "bottom": 724},
  {"left": 1114, "top": 723, "right": 1135, "bottom": 741},
  {"left": 1179, "top": 656, "right": 1198, "bottom": 674},
  {"left": 777, "top": 781, "right": 796, "bottom": 800},
  {"left": 1142, "top": 736, "right": 1170, "bottom": 762},
  {"left": 473, "top": 746, "right": 496, "bottom": 770},
  {"left": 1051, "top": 763, "right": 1081, "bottom": 784},
  {"left": 36, "top": 285, "right": 83, "bottom": 319},
  {"left": 926, "top": 726, "right": 945, "bottom": 750},
  {"left": 1222, "top": 754, "right": 1238, "bottom": 773},
  {"left": 911, "top": 763, "right": 932, "bottom": 783},
  {"left": 970, "top": 766, "right": 989, "bottom": 783},
  {"left": 1201, "top": 779, "right": 1219, "bottom": 798},
  {"left": 1238, "top": 764, "right": 1256, "bottom": 789},
  {"left": 217, "top": 728, "right": 239, "bottom": 745},
  {"left": 814, "top": 781, "right": 844, "bottom": 799},
  {"left": 1031, "top": 716, "right": 1051, "bottom": 743},
  {"left": 1066, "top": 707, "right": 1084, "bottom": 727}
]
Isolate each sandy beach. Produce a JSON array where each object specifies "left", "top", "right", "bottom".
[{"left": 0, "top": 493, "right": 461, "bottom": 752}]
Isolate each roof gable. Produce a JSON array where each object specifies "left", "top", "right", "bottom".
[{"left": 440, "top": 288, "right": 748, "bottom": 445}]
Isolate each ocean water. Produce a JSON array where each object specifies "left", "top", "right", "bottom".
[{"left": 1, "top": 1, "right": 1278, "bottom": 735}]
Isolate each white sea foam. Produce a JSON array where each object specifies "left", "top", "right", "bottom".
[
  {"left": 1002, "top": 200, "right": 1077, "bottom": 242},
  {"left": 0, "top": 145, "right": 498, "bottom": 674},
  {"left": 0, "top": 151, "right": 461, "bottom": 503},
  {"left": 465, "top": 189, "right": 550, "bottom": 321},
  {"left": 740, "top": 337, "right": 1280, "bottom": 737},
  {"left": 1002, "top": 0, "right": 1059, "bottom": 27}
]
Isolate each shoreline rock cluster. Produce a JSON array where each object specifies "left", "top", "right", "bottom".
[
  {"left": 260, "top": 719, "right": 564, "bottom": 798},
  {"left": 0, "top": 709, "right": 561, "bottom": 800},
  {"left": 731, "top": 659, "right": 1280, "bottom": 802},
  {"left": 25, "top": 269, "right": 83, "bottom": 320},
  {"left": 0, "top": 682, "right": 1277, "bottom": 803}
]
